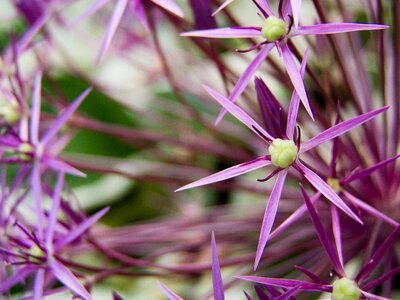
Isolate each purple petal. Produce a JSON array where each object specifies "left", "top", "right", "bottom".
[
  {"left": 363, "top": 266, "right": 400, "bottom": 291},
  {"left": 254, "top": 169, "right": 288, "bottom": 270},
  {"left": 16, "top": 13, "right": 50, "bottom": 54},
  {"left": 130, "top": 0, "right": 150, "bottom": 31},
  {"left": 69, "top": 0, "right": 111, "bottom": 28},
  {"left": 361, "top": 291, "right": 392, "bottom": 300},
  {"left": 295, "top": 162, "right": 362, "bottom": 224},
  {"left": 211, "top": 232, "right": 225, "bottom": 300},
  {"left": 237, "top": 276, "right": 332, "bottom": 292},
  {"left": 292, "top": 23, "right": 389, "bottom": 37},
  {"left": 216, "top": 44, "right": 275, "bottom": 124},
  {"left": 286, "top": 48, "right": 309, "bottom": 139},
  {"left": 158, "top": 282, "right": 184, "bottom": 300},
  {"left": 30, "top": 71, "right": 42, "bottom": 145},
  {"left": 54, "top": 207, "right": 109, "bottom": 251},
  {"left": 149, "top": 0, "right": 184, "bottom": 17},
  {"left": 181, "top": 27, "right": 261, "bottom": 38},
  {"left": 203, "top": 85, "right": 274, "bottom": 141},
  {"left": 300, "top": 185, "right": 344, "bottom": 275},
  {"left": 331, "top": 206, "right": 344, "bottom": 266},
  {"left": 49, "top": 259, "right": 92, "bottom": 300},
  {"left": 0, "top": 267, "right": 35, "bottom": 292},
  {"left": 33, "top": 269, "right": 45, "bottom": 300},
  {"left": 176, "top": 156, "right": 272, "bottom": 191},
  {"left": 96, "top": 0, "right": 129, "bottom": 62},
  {"left": 253, "top": 0, "right": 274, "bottom": 16},
  {"left": 42, "top": 156, "right": 86, "bottom": 177},
  {"left": 300, "top": 106, "right": 389, "bottom": 153},
  {"left": 212, "top": 0, "right": 235, "bottom": 16},
  {"left": 274, "top": 284, "right": 301, "bottom": 300},
  {"left": 290, "top": 0, "right": 301, "bottom": 28},
  {"left": 280, "top": 44, "right": 314, "bottom": 119},
  {"left": 31, "top": 163, "right": 44, "bottom": 238},
  {"left": 41, "top": 88, "right": 92, "bottom": 146}
]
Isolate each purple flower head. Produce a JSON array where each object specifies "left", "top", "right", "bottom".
[{"left": 181, "top": 0, "right": 388, "bottom": 124}]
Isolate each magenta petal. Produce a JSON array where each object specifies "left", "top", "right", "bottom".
[
  {"left": 300, "top": 185, "right": 345, "bottom": 275},
  {"left": 49, "top": 259, "right": 92, "bottom": 300},
  {"left": 211, "top": 232, "right": 225, "bottom": 300},
  {"left": 96, "top": 0, "right": 129, "bottom": 62},
  {"left": 42, "top": 156, "right": 86, "bottom": 177},
  {"left": 30, "top": 71, "right": 42, "bottom": 145},
  {"left": 300, "top": 106, "right": 389, "bottom": 153},
  {"left": 33, "top": 269, "right": 45, "bottom": 300},
  {"left": 253, "top": 0, "right": 274, "bottom": 16},
  {"left": 31, "top": 163, "right": 44, "bottom": 238},
  {"left": 0, "top": 267, "right": 35, "bottom": 293},
  {"left": 215, "top": 43, "right": 275, "bottom": 124},
  {"left": 41, "top": 88, "right": 92, "bottom": 146},
  {"left": 54, "top": 207, "right": 109, "bottom": 251},
  {"left": 290, "top": 0, "right": 302, "bottom": 28},
  {"left": 176, "top": 156, "right": 272, "bottom": 191},
  {"left": 295, "top": 162, "right": 362, "bottom": 224},
  {"left": 292, "top": 23, "right": 389, "bottom": 36},
  {"left": 286, "top": 48, "right": 309, "bottom": 139},
  {"left": 181, "top": 27, "right": 261, "bottom": 38},
  {"left": 203, "top": 85, "right": 274, "bottom": 141},
  {"left": 149, "top": 0, "right": 184, "bottom": 17},
  {"left": 212, "top": 0, "right": 236, "bottom": 16},
  {"left": 360, "top": 291, "right": 392, "bottom": 300},
  {"left": 275, "top": 284, "right": 301, "bottom": 300},
  {"left": 254, "top": 169, "right": 288, "bottom": 270},
  {"left": 237, "top": 276, "right": 332, "bottom": 292},
  {"left": 158, "top": 282, "right": 184, "bottom": 300},
  {"left": 280, "top": 44, "right": 314, "bottom": 119},
  {"left": 45, "top": 172, "right": 64, "bottom": 248},
  {"left": 69, "top": 0, "right": 111, "bottom": 28}
]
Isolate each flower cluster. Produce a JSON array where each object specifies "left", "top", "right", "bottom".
[{"left": 0, "top": 0, "right": 399, "bottom": 299}]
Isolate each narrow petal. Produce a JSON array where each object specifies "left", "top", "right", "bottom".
[
  {"left": 181, "top": 27, "right": 261, "bottom": 38},
  {"left": 215, "top": 44, "right": 275, "bottom": 124},
  {"left": 292, "top": 23, "right": 389, "bottom": 37},
  {"left": 280, "top": 44, "right": 314, "bottom": 119},
  {"left": 295, "top": 162, "right": 362, "bottom": 224},
  {"left": 176, "top": 156, "right": 272, "bottom": 191},
  {"left": 96, "top": 0, "right": 129, "bottom": 62},
  {"left": 300, "top": 185, "right": 344, "bottom": 275},
  {"left": 286, "top": 48, "right": 309, "bottom": 139},
  {"left": 49, "top": 259, "right": 92, "bottom": 300},
  {"left": 361, "top": 291, "right": 392, "bottom": 300},
  {"left": 331, "top": 206, "right": 344, "bottom": 266},
  {"left": 290, "top": 0, "right": 301, "bottom": 28},
  {"left": 203, "top": 85, "right": 274, "bottom": 141},
  {"left": 31, "top": 163, "right": 44, "bottom": 238},
  {"left": 69, "top": 0, "right": 111, "bottom": 28},
  {"left": 41, "top": 88, "right": 92, "bottom": 146},
  {"left": 212, "top": 0, "right": 236, "bottom": 16},
  {"left": 158, "top": 282, "right": 184, "bottom": 300},
  {"left": 55, "top": 207, "right": 109, "bottom": 251},
  {"left": 0, "top": 267, "right": 35, "bottom": 292},
  {"left": 237, "top": 276, "right": 332, "bottom": 292},
  {"left": 253, "top": 0, "right": 274, "bottom": 16},
  {"left": 363, "top": 266, "right": 400, "bottom": 291},
  {"left": 255, "top": 169, "right": 288, "bottom": 270},
  {"left": 211, "top": 232, "right": 225, "bottom": 300},
  {"left": 46, "top": 172, "right": 65, "bottom": 249},
  {"left": 33, "top": 269, "right": 45, "bottom": 300},
  {"left": 300, "top": 106, "right": 389, "bottom": 153},
  {"left": 149, "top": 0, "right": 184, "bottom": 17},
  {"left": 30, "top": 71, "right": 42, "bottom": 145},
  {"left": 42, "top": 156, "right": 86, "bottom": 177},
  {"left": 275, "top": 284, "right": 301, "bottom": 300}
]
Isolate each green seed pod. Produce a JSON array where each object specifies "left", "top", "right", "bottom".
[
  {"left": 261, "top": 16, "right": 287, "bottom": 42},
  {"left": 269, "top": 139, "right": 297, "bottom": 168},
  {"left": 332, "top": 278, "right": 361, "bottom": 300},
  {"left": 0, "top": 100, "right": 20, "bottom": 125},
  {"left": 18, "top": 143, "right": 34, "bottom": 161}
]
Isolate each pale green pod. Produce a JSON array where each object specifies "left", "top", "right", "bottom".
[
  {"left": 331, "top": 278, "right": 361, "bottom": 300},
  {"left": 261, "top": 16, "right": 287, "bottom": 42},
  {"left": 269, "top": 139, "right": 297, "bottom": 168}
]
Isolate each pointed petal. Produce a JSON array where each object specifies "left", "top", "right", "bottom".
[
  {"left": 253, "top": 0, "right": 274, "bottom": 16},
  {"left": 69, "top": 0, "right": 111, "bottom": 28},
  {"left": 212, "top": 0, "right": 236, "bottom": 16},
  {"left": 0, "top": 267, "right": 35, "bottom": 292},
  {"left": 41, "top": 88, "right": 92, "bottom": 146},
  {"left": 280, "top": 44, "right": 314, "bottom": 119},
  {"left": 30, "top": 71, "right": 42, "bottom": 145},
  {"left": 96, "top": 0, "right": 129, "bottom": 62},
  {"left": 149, "top": 0, "right": 184, "bottom": 17},
  {"left": 46, "top": 172, "right": 65, "bottom": 248},
  {"left": 292, "top": 23, "right": 389, "bottom": 37},
  {"left": 300, "top": 185, "right": 344, "bottom": 275},
  {"left": 158, "top": 282, "right": 184, "bottom": 300},
  {"left": 290, "top": 0, "right": 301, "bottom": 28},
  {"left": 42, "top": 156, "right": 86, "bottom": 177},
  {"left": 203, "top": 85, "right": 274, "bottom": 141},
  {"left": 31, "top": 163, "right": 44, "bottom": 238},
  {"left": 49, "top": 259, "right": 92, "bottom": 300},
  {"left": 215, "top": 44, "right": 275, "bottom": 124},
  {"left": 54, "top": 207, "right": 109, "bottom": 251},
  {"left": 295, "top": 162, "right": 362, "bottom": 224},
  {"left": 33, "top": 269, "right": 45, "bottom": 300},
  {"left": 361, "top": 291, "right": 392, "bottom": 300},
  {"left": 331, "top": 206, "right": 344, "bottom": 266},
  {"left": 286, "top": 48, "right": 309, "bottom": 139},
  {"left": 363, "top": 266, "right": 400, "bottom": 291},
  {"left": 237, "top": 276, "right": 332, "bottom": 292},
  {"left": 254, "top": 169, "right": 288, "bottom": 270},
  {"left": 300, "top": 106, "right": 389, "bottom": 153},
  {"left": 275, "top": 284, "right": 301, "bottom": 300},
  {"left": 176, "top": 156, "right": 272, "bottom": 191},
  {"left": 211, "top": 232, "right": 225, "bottom": 300},
  {"left": 181, "top": 27, "right": 261, "bottom": 38}
]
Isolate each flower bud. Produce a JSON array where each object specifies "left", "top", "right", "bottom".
[
  {"left": 332, "top": 278, "right": 361, "bottom": 300},
  {"left": 269, "top": 139, "right": 297, "bottom": 168},
  {"left": 18, "top": 142, "right": 34, "bottom": 161},
  {"left": 261, "top": 16, "right": 287, "bottom": 42},
  {"left": 0, "top": 100, "right": 20, "bottom": 125}
]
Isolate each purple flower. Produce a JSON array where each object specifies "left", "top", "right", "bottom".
[{"left": 181, "top": 0, "right": 388, "bottom": 124}]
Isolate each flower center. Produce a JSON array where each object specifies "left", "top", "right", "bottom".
[
  {"left": 331, "top": 278, "right": 361, "bottom": 300},
  {"left": 327, "top": 178, "right": 341, "bottom": 193},
  {"left": 261, "top": 16, "right": 287, "bottom": 42},
  {"left": 269, "top": 139, "right": 297, "bottom": 168},
  {"left": 18, "top": 142, "right": 34, "bottom": 161},
  {"left": 0, "top": 100, "right": 20, "bottom": 125}
]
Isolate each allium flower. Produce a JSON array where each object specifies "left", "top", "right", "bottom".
[
  {"left": 182, "top": 0, "right": 388, "bottom": 123},
  {"left": 177, "top": 68, "right": 388, "bottom": 269}
]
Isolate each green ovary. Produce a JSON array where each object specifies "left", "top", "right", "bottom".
[
  {"left": 261, "top": 16, "right": 287, "bottom": 42},
  {"left": 332, "top": 278, "right": 361, "bottom": 300},
  {"left": 269, "top": 139, "right": 297, "bottom": 168},
  {"left": 0, "top": 101, "right": 20, "bottom": 124}
]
